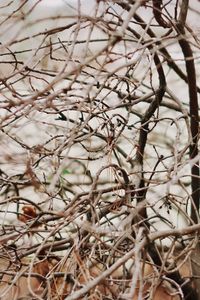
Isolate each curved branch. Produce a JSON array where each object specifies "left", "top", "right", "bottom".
[
  {"left": 153, "top": 0, "right": 170, "bottom": 28},
  {"left": 175, "top": 14, "right": 199, "bottom": 224}
]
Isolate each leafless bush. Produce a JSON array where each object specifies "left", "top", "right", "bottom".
[{"left": 0, "top": 0, "right": 199, "bottom": 299}]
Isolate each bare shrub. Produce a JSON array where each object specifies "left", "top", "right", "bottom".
[{"left": 0, "top": 0, "right": 199, "bottom": 299}]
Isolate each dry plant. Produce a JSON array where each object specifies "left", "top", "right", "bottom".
[{"left": 0, "top": 0, "right": 199, "bottom": 299}]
